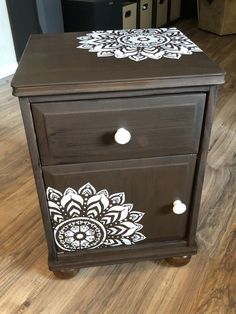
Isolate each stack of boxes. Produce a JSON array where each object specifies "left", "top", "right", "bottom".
[
  {"left": 198, "top": 0, "right": 236, "bottom": 35},
  {"left": 62, "top": 0, "right": 182, "bottom": 32},
  {"left": 123, "top": 0, "right": 182, "bottom": 29}
]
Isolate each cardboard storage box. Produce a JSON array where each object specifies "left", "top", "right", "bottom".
[
  {"left": 198, "top": 0, "right": 236, "bottom": 35},
  {"left": 156, "top": 0, "right": 168, "bottom": 27},
  {"left": 170, "top": 0, "right": 182, "bottom": 22},
  {"left": 140, "top": 0, "right": 153, "bottom": 28},
  {"left": 123, "top": 2, "right": 137, "bottom": 29}
]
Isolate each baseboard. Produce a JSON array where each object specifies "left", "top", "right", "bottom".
[{"left": 0, "top": 62, "right": 18, "bottom": 79}]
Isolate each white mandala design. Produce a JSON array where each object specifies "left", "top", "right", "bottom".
[
  {"left": 77, "top": 28, "right": 202, "bottom": 62},
  {"left": 46, "top": 183, "right": 146, "bottom": 251}
]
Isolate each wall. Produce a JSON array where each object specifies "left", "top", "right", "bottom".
[{"left": 0, "top": 0, "right": 17, "bottom": 79}]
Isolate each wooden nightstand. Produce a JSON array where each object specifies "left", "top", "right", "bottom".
[{"left": 12, "top": 28, "right": 224, "bottom": 278}]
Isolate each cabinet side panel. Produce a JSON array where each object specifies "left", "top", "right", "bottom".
[
  {"left": 19, "top": 97, "right": 57, "bottom": 261},
  {"left": 188, "top": 86, "right": 219, "bottom": 245}
]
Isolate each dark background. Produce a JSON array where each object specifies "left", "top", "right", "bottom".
[{"left": 6, "top": 0, "right": 197, "bottom": 61}]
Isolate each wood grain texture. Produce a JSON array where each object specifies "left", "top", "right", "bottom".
[
  {"left": 0, "top": 20, "right": 235, "bottom": 313},
  {"left": 43, "top": 155, "right": 196, "bottom": 250},
  {"left": 32, "top": 94, "right": 205, "bottom": 165},
  {"left": 11, "top": 29, "right": 224, "bottom": 97},
  {"left": 18, "top": 98, "right": 57, "bottom": 261}
]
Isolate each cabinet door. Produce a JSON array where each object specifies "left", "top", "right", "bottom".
[{"left": 43, "top": 155, "right": 196, "bottom": 253}]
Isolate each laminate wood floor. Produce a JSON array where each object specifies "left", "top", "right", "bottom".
[{"left": 0, "top": 20, "right": 235, "bottom": 314}]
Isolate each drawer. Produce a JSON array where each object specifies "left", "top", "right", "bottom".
[
  {"left": 32, "top": 93, "right": 205, "bottom": 165},
  {"left": 43, "top": 155, "right": 196, "bottom": 252}
]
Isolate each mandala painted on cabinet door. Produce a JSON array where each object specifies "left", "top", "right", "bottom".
[
  {"left": 46, "top": 183, "right": 146, "bottom": 251},
  {"left": 77, "top": 28, "right": 202, "bottom": 62}
]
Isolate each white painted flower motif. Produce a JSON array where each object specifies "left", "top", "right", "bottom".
[
  {"left": 77, "top": 28, "right": 202, "bottom": 62},
  {"left": 46, "top": 183, "right": 146, "bottom": 251}
]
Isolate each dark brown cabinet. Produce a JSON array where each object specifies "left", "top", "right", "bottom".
[{"left": 12, "top": 28, "right": 224, "bottom": 278}]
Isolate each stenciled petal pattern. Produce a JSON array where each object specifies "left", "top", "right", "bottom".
[
  {"left": 77, "top": 28, "right": 202, "bottom": 62},
  {"left": 46, "top": 183, "right": 146, "bottom": 251}
]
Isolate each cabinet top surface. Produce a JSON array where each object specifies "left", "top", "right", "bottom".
[{"left": 12, "top": 28, "right": 225, "bottom": 96}]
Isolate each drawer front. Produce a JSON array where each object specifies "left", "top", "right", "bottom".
[
  {"left": 32, "top": 94, "right": 205, "bottom": 165},
  {"left": 43, "top": 155, "right": 196, "bottom": 253}
]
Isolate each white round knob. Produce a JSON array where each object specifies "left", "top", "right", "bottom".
[
  {"left": 114, "top": 128, "right": 131, "bottom": 145},
  {"left": 172, "top": 200, "right": 187, "bottom": 215}
]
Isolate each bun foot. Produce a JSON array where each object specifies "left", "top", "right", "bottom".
[
  {"left": 165, "top": 256, "right": 192, "bottom": 267},
  {"left": 53, "top": 268, "right": 79, "bottom": 279}
]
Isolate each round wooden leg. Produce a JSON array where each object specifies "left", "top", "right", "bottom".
[
  {"left": 52, "top": 268, "right": 79, "bottom": 279},
  {"left": 165, "top": 256, "right": 192, "bottom": 267}
]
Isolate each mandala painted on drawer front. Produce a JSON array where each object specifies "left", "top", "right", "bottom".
[
  {"left": 46, "top": 183, "right": 146, "bottom": 251},
  {"left": 77, "top": 28, "right": 202, "bottom": 62}
]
